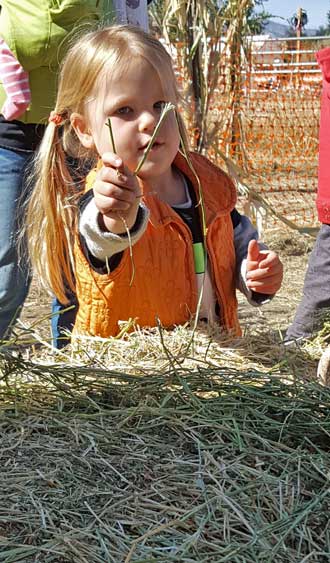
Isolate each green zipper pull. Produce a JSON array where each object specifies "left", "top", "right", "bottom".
[{"left": 193, "top": 242, "right": 205, "bottom": 274}]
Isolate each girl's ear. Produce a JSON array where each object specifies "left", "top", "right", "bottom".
[{"left": 70, "top": 113, "right": 94, "bottom": 149}]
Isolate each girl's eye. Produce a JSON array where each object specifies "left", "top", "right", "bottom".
[
  {"left": 116, "top": 106, "right": 132, "bottom": 115},
  {"left": 154, "top": 101, "right": 166, "bottom": 111}
]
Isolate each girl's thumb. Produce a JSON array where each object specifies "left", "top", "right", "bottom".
[{"left": 247, "top": 239, "right": 260, "bottom": 263}]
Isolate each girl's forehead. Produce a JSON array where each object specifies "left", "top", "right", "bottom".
[
  {"left": 101, "top": 61, "right": 167, "bottom": 104},
  {"left": 105, "top": 57, "right": 159, "bottom": 86},
  {"left": 90, "top": 56, "right": 175, "bottom": 108}
]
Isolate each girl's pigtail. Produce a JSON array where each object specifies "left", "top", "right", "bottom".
[{"left": 27, "top": 116, "right": 78, "bottom": 304}]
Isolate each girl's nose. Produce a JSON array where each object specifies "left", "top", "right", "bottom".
[{"left": 138, "top": 110, "right": 157, "bottom": 132}]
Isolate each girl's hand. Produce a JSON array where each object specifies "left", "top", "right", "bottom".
[
  {"left": 93, "top": 152, "right": 141, "bottom": 234},
  {"left": 245, "top": 239, "right": 283, "bottom": 295}
]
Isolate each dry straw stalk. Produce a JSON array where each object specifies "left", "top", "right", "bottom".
[{"left": 0, "top": 323, "right": 330, "bottom": 562}]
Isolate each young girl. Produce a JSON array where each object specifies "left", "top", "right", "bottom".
[{"left": 27, "top": 25, "right": 283, "bottom": 339}]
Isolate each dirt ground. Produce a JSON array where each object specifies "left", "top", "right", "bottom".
[{"left": 19, "top": 227, "right": 315, "bottom": 344}]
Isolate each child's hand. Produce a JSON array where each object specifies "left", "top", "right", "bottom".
[
  {"left": 93, "top": 152, "right": 141, "bottom": 234},
  {"left": 245, "top": 239, "right": 283, "bottom": 295}
]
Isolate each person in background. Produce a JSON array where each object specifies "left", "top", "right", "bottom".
[
  {"left": 26, "top": 25, "right": 283, "bottom": 341},
  {"left": 285, "top": 47, "right": 330, "bottom": 344},
  {"left": 113, "top": 0, "right": 150, "bottom": 30},
  {"left": 0, "top": 0, "right": 113, "bottom": 345}
]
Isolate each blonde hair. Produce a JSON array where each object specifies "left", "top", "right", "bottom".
[{"left": 26, "top": 25, "right": 190, "bottom": 304}]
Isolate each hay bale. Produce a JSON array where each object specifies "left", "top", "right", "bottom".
[{"left": 0, "top": 328, "right": 330, "bottom": 562}]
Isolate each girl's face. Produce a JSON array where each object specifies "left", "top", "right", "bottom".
[{"left": 76, "top": 58, "right": 181, "bottom": 182}]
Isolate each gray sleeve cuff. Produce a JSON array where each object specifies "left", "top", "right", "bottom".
[{"left": 79, "top": 198, "right": 150, "bottom": 261}]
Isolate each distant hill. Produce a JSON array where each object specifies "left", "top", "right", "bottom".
[{"left": 263, "top": 20, "right": 318, "bottom": 37}]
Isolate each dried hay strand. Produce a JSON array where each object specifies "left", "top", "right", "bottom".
[
  {"left": 1, "top": 318, "right": 319, "bottom": 382},
  {"left": 1, "top": 324, "right": 330, "bottom": 562}
]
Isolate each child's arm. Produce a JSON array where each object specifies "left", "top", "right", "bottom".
[
  {"left": 0, "top": 37, "right": 31, "bottom": 120},
  {"left": 233, "top": 212, "right": 283, "bottom": 303},
  {"left": 93, "top": 152, "right": 141, "bottom": 233},
  {"left": 79, "top": 152, "right": 149, "bottom": 262},
  {"left": 245, "top": 239, "right": 283, "bottom": 295}
]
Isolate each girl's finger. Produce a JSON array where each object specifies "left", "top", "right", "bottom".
[
  {"left": 101, "top": 152, "right": 134, "bottom": 180},
  {"left": 249, "top": 283, "right": 281, "bottom": 294},
  {"left": 247, "top": 276, "right": 279, "bottom": 287},
  {"left": 96, "top": 180, "right": 135, "bottom": 199},
  {"left": 247, "top": 272, "right": 282, "bottom": 292},
  {"left": 246, "top": 263, "right": 283, "bottom": 281},
  {"left": 246, "top": 259, "right": 260, "bottom": 272},
  {"left": 258, "top": 252, "right": 280, "bottom": 269},
  {"left": 246, "top": 266, "right": 269, "bottom": 280},
  {"left": 99, "top": 166, "right": 138, "bottom": 194},
  {"left": 96, "top": 194, "right": 131, "bottom": 213},
  {"left": 101, "top": 151, "right": 122, "bottom": 169}
]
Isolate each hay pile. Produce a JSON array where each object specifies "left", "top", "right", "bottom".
[{"left": 1, "top": 327, "right": 330, "bottom": 562}]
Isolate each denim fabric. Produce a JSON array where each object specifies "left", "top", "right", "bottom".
[
  {"left": 51, "top": 293, "right": 78, "bottom": 349},
  {"left": 0, "top": 146, "right": 33, "bottom": 339},
  {"left": 51, "top": 156, "right": 94, "bottom": 349},
  {"left": 286, "top": 224, "right": 330, "bottom": 341}
]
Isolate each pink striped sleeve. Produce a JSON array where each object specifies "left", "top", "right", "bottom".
[{"left": 0, "top": 37, "right": 31, "bottom": 120}]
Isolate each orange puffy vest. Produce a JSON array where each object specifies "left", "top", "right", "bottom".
[{"left": 74, "top": 152, "right": 241, "bottom": 337}]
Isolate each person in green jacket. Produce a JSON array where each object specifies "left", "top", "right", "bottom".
[{"left": 0, "top": 0, "right": 114, "bottom": 343}]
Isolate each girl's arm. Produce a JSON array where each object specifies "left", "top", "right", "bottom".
[
  {"left": 93, "top": 152, "right": 141, "bottom": 233},
  {"left": 245, "top": 239, "right": 283, "bottom": 296},
  {"left": 79, "top": 152, "right": 149, "bottom": 262},
  {"left": 233, "top": 211, "right": 283, "bottom": 303},
  {"left": 79, "top": 193, "right": 149, "bottom": 262}
]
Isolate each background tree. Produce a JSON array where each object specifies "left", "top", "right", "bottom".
[
  {"left": 221, "top": 0, "right": 271, "bottom": 34},
  {"left": 149, "top": 0, "right": 271, "bottom": 38},
  {"left": 148, "top": 0, "right": 271, "bottom": 162},
  {"left": 316, "top": 8, "right": 330, "bottom": 35}
]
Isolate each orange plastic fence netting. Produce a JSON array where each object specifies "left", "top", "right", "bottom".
[{"left": 171, "top": 35, "right": 330, "bottom": 230}]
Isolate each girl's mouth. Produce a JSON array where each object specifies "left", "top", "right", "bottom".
[{"left": 139, "top": 140, "right": 164, "bottom": 152}]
